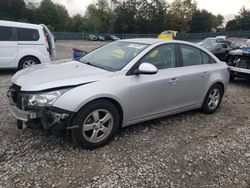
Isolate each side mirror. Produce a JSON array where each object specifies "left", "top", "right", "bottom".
[{"left": 134, "top": 63, "right": 158, "bottom": 75}]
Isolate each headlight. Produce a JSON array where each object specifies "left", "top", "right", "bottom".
[{"left": 25, "top": 89, "right": 68, "bottom": 107}]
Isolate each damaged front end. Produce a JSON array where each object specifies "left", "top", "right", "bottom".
[{"left": 7, "top": 84, "right": 74, "bottom": 132}]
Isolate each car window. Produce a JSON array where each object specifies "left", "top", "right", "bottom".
[
  {"left": 201, "top": 51, "right": 210, "bottom": 64},
  {"left": 222, "top": 44, "right": 228, "bottom": 49},
  {"left": 0, "top": 26, "right": 14, "bottom": 41},
  {"left": 180, "top": 45, "right": 202, "bottom": 66},
  {"left": 17, "top": 28, "right": 40, "bottom": 41},
  {"left": 139, "top": 44, "right": 176, "bottom": 70}
]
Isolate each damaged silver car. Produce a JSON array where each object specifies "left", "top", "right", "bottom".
[{"left": 8, "top": 39, "right": 229, "bottom": 149}]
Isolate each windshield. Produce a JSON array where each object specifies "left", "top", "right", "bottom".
[
  {"left": 162, "top": 31, "right": 174, "bottom": 35},
  {"left": 79, "top": 41, "right": 148, "bottom": 71},
  {"left": 203, "top": 38, "right": 216, "bottom": 43}
]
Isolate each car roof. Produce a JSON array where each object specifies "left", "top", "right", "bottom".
[
  {"left": 120, "top": 38, "right": 197, "bottom": 46},
  {"left": 0, "top": 20, "right": 42, "bottom": 29},
  {"left": 121, "top": 38, "right": 166, "bottom": 44}
]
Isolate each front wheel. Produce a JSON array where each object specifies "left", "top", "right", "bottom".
[
  {"left": 71, "top": 100, "right": 120, "bottom": 149},
  {"left": 201, "top": 84, "right": 224, "bottom": 114}
]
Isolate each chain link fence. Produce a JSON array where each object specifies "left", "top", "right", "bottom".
[{"left": 54, "top": 31, "right": 250, "bottom": 41}]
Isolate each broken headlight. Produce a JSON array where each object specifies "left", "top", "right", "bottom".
[{"left": 25, "top": 89, "right": 69, "bottom": 107}]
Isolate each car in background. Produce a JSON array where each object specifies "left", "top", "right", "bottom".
[
  {"left": 0, "top": 20, "right": 55, "bottom": 69},
  {"left": 157, "top": 30, "right": 178, "bottom": 40},
  {"left": 197, "top": 37, "right": 217, "bottom": 46},
  {"left": 200, "top": 42, "right": 232, "bottom": 61},
  {"left": 105, "top": 35, "right": 120, "bottom": 41},
  {"left": 8, "top": 39, "right": 229, "bottom": 149},
  {"left": 197, "top": 37, "right": 232, "bottom": 46},
  {"left": 88, "top": 35, "right": 98, "bottom": 41},
  {"left": 226, "top": 48, "right": 250, "bottom": 81},
  {"left": 97, "top": 36, "right": 105, "bottom": 41}
]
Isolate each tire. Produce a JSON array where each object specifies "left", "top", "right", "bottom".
[
  {"left": 71, "top": 100, "right": 120, "bottom": 149},
  {"left": 17, "top": 120, "right": 23, "bottom": 130},
  {"left": 229, "top": 74, "right": 235, "bottom": 81},
  {"left": 18, "top": 57, "right": 39, "bottom": 70},
  {"left": 201, "top": 84, "right": 224, "bottom": 114}
]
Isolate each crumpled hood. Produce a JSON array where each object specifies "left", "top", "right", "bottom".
[{"left": 11, "top": 60, "right": 114, "bottom": 91}]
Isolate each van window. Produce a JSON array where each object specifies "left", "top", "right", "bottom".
[
  {"left": 0, "top": 26, "right": 14, "bottom": 41},
  {"left": 17, "top": 28, "right": 39, "bottom": 41}
]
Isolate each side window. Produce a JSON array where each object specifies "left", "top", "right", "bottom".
[
  {"left": 17, "top": 28, "right": 40, "bottom": 41},
  {"left": 180, "top": 45, "right": 203, "bottom": 66},
  {"left": 0, "top": 26, "right": 14, "bottom": 41},
  {"left": 201, "top": 51, "right": 210, "bottom": 64},
  {"left": 140, "top": 44, "right": 176, "bottom": 70}
]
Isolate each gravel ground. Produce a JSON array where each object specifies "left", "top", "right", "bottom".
[{"left": 0, "top": 41, "right": 250, "bottom": 188}]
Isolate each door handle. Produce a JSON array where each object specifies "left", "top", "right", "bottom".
[
  {"left": 202, "top": 72, "right": 209, "bottom": 77},
  {"left": 169, "top": 78, "right": 179, "bottom": 84}
]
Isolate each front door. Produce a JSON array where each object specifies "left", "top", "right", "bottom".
[{"left": 129, "top": 44, "right": 181, "bottom": 121}]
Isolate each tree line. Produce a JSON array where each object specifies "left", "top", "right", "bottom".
[{"left": 0, "top": 0, "right": 249, "bottom": 33}]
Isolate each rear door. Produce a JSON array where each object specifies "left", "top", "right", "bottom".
[
  {"left": 40, "top": 24, "right": 56, "bottom": 59},
  {"left": 0, "top": 26, "right": 17, "bottom": 67},
  {"left": 174, "top": 44, "right": 213, "bottom": 107}
]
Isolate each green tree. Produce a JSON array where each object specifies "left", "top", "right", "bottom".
[
  {"left": 168, "top": 0, "right": 197, "bottom": 32},
  {"left": 213, "top": 14, "right": 224, "bottom": 29},
  {"left": 189, "top": 10, "right": 224, "bottom": 33},
  {"left": 113, "top": 0, "right": 137, "bottom": 33},
  {"left": 226, "top": 7, "right": 250, "bottom": 31},
  {"left": 36, "top": 0, "right": 71, "bottom": 31},
  {"left": 71, "top": 14, "right": 86, "bottom": 32},
  {"left": 0, "top": 0, "right": 27, "bottom": 21},
  {"left": 84, "top": 0, "right": 115, "bottom": 33}
]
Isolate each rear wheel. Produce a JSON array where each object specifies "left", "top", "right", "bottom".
[
  {"left": 71, "top": 100, "right": 120, "bottom": 149},
  {"left": 18, "top": 57, "right": 39, "bottom": 70},
  {"left": 202, "top": 84, "right": 223, "bottom": 114}
]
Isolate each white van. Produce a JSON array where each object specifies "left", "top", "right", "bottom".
[{"left": 0, "top": 20, "right": 56, "bottom": 69}]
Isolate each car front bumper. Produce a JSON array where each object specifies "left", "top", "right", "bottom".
[
  {"left": 7, "top": 85, "right": 74, "bottom": 131},
  {"left": 9, "top": 104, "right": 40, "bottom": 122}
]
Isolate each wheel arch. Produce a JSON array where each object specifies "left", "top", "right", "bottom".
[
  {"left": 201, "top": 81, "right": 226, "bottom": 107},
  {"left": 18, "top": 55, "right": 41, "bottom": 69},
  {"left": 75, "top": 97, "right": 124, "bottom": 128}
]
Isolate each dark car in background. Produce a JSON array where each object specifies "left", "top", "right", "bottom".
[
  {"left": 105, "top": 35, "right": 120, "bottom": 41},
  {"left": 201, "top": 43, "right": 232, "bottom": 61}
]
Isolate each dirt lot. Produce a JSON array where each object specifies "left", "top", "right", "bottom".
[{"left": 0, "top": 41, "right": 250, "bottom": 188}]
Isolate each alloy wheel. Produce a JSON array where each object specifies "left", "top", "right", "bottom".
[
  {"left": 82, "top": 109, "right": 113, "bottom": 143},
  {"left": 207, "top": 88, "right": 221, "bottom": 110}
]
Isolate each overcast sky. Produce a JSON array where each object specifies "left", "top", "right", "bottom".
[{"left": 40, "top": 0, "right": 250, "bottom": 20}]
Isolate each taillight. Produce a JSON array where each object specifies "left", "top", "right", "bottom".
[
  {"left": 45, "top": 36, "right": 50, "bottom": 53},
  {"left": 227, "top": 66, "right": 231, "bottom": 73}
]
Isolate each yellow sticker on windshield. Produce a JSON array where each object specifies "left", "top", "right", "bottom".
[{"left": 111, "top": 49, "right": 125, "bottom": 58}]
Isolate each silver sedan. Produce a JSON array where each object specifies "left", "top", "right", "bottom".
[{"left": 8, "top": 39, "right": 229, "bottom": 149}]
